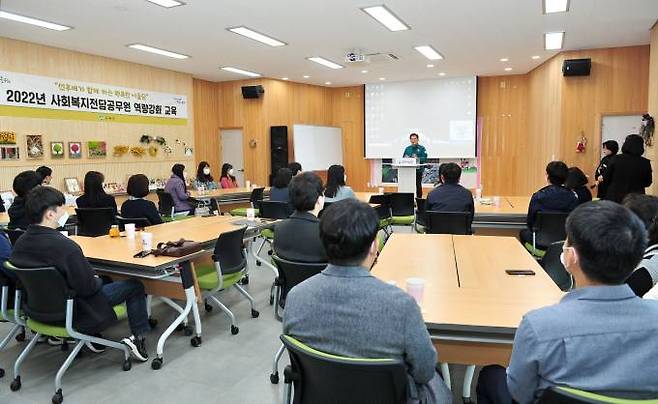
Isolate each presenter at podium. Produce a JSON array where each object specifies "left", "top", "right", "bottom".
[{"left": 402, "top": 133, "right": 428, "bottom": 197}]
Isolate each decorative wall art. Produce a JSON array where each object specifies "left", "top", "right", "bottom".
[
  {"left": 87, "top": 141, "right": 107, "bottom": 158},
  {"left": 26, "top": 134, "right": 44, "bottom": 159},
  {"left": 0, "top": 146, "right": 19, "bottom": 160},
  {"left": 50, "top": 141, "right": 65, "bottom": 158},
  {"left": 68, "top": 142, "right": 82, "bottom": 159}
]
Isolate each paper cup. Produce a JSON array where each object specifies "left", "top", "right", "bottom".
[
  {"left": 493, "top": 196, "right": 501, "bottom": 207},
  {"left": 125, "top": 223, "right": 136, "bottom": 239},
  {"left": 245, "top": 180, "right": 251, "bottom": 189},
  {"left": 378, "top": 187, "right": 385, "bottom": 194},
  {"left": 246, "top": 208, "right": 256, "bottom": 221},
  {"left": 141, "top": 232, "right": 153, "bottom": 251},
  {"left": 475, "top": 188, "right": 482, "bottom": 200},
  {"left": 406, "top": 278, "right": 425, "bottom": 305}
]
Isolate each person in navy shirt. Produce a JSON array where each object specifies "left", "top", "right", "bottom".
[{"left": 426, "top": 162, "right": 474, "bottom": 226}]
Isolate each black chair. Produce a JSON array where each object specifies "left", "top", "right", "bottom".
[
  {"left": 368, "top": 193, "right": 392, "bottom": 209},
  {"left": 75, "top": 208, "right": 115, "bottom": 237},
  {"left": 533, "top": 211, "right": 569, "bottom": 251},
  {"left": 389, "top": 193, "right": 415, "bottom": 226},
  {"left": 269, "top": 255, "right": 327, "bottom": 384},
  {"left": 426, "top": 211, "right": 472, "bottom": 235},
  {"left": 259, "top": 201, "right": 294, "bottom": 220},
  {"left": 156, "top": 189, "right": 176, "bottom": 218},
  {"left": 415, "top": 197, "right": 428, "bottom": 232},
  {"left": 540, "top": 241, "right": 573, "bottom": 291},
  {"left": 281, "top": 334, "right": 408, "bottom": 404},
  {"left": 0, "top": 269, "right": 22, "bottom": 379},
  {"left": 115, "top": 216, "right": 151, "bottom": 231},
  {"left": 250, "top": 187, "right": 265, "bottom": 207},
  {"left": 4, "top": 229, "right": 25, "bottom": 246},
  {"left": 6, "top": 262, "right": 131, "bottom": 403}
]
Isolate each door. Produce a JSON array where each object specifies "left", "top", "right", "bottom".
[{"left": 220, "top": 129, "right": 245, "bottom": 186}]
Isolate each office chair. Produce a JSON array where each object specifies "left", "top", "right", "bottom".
[
  {"left": 538, "top": 386, "right": 658, "bottom": 403},
  {"left": 0, "top": 270, "right": 22, "bottom": 379},
  {"left": 369, "top": 194, "right": 393, "bottom": 237},
  {"left": 389, "top": 193, "right": 415, "bottom": 226},
  {"left": 415, "top": 197, "right": 428, "bottom": 233},
  {"left": 253, "top": 201, "right": 294, "bottom": 259},
  {"left": 75, "top": 208, "right": 115, "bottom": 237},
  {"left": 230, "top": 187, "right": 265, "bottom": 216},
  {"left": 194, "top": 227, "right": 258, "bottom": 336},
  {"left": 269, "top": 255, "right": 327, "bottom": 384},
  {"left": 526, "top": 211, "right": 569, "bottom": 258},
  {"left": 115, "top": 216, "right": 151, "bottom": 231},
  {"left": 281, "top": 334, "right": 408, "bottom": 404},
  {"left": 540, "top": 241, "right": 573, "bottom": 291},
  {"left": 4, "top": 262, "right": 131, "bottom": 404},
  {"left": 426, "top": 211, "right": 472, "bottom": 235}
]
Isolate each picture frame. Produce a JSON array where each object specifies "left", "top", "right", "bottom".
[
  {"left": 51, "top": 141, "right": 65, "bottom": 158},
  {"left": 87, "top": 141, "right": 107, "bottom": 158},
  {"left": 26, "top": 134, "right": 44, "bottom": 159},
  {"left": 64, "top": 177, "right": 81, "bottom": 194},
  {"left": 68, "top": 142, "right": 82, "bottom": 159},
  {"left": 0, "top": 145, "right": 19, "bottom": 160}
]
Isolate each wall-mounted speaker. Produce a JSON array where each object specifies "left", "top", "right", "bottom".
[
  {"left": 241, "top": 85, "right": 265, "bottom": 99},
  {"left": 270, "top": 126, "right": 288, "bottom": 185},
  {"left": 562, "top": 59, "right": 591, "bottom": 76}
]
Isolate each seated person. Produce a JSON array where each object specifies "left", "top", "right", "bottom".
[
  {"left": 323, "top": 164, "right": 356, "bottom": 203},
  {"left": 164, "top": 163, "right": 194, "bottom": 213},
  {"left": 8, "top": 171, "right": 42, "bottom": 230},
  {"left": 76, "top": 171, "right": 118, "bottom": 215},
  {"left": 219, "top": 163, "right": 239, "bottom": 189},
  {"left": 565, "top": 166, "right": 592, "bottom": 204},
  {"left": 193, "top": 161, "right": 218, "bottom": 190},
  {"left": 288, "top": 161, "right": 302, "bottom": 176},
  {"left": 284, "top": 199, "right": 451, "bottom": 404},
  {"left": 274, "top": 172, "right": 327, "bottom": 263},
  {"left": 121, "top": 174, "right": 163, "bottom": 226},
  {"left": 426, "top": 162, "right": 474, "bottom": 223},
  {"left": 477, "top": 201, "right": 658, "bottom": 403},
  {"left": 519, "top": 161, "right": 578, "bottom": 247},
  {"left": 9, "top": 186, "right": 150, "bottom": 361},
  {"left": 623, "top": 194, "right": 658, "bottom": 298},
  {"left": 36, "top": 165, "right": 52, "bottom": 185},
  {"left": 270, "top": 168, "right": 293, "bottom": 203},
  {"left": 0, "top": 229, "right": 14, "bottom": 294}
]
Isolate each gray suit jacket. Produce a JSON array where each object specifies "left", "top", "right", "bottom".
[{"left": 283, "top": 264, "right": 449, "bottom": 403}]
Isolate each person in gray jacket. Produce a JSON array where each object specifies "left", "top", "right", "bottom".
[{"left": 283, "top": 199, "right": 451, "bottom": 404}]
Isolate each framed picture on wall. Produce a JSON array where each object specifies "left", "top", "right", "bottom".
[
  {"left": 51, "top": 141, "right": 65, "bottom": 158},
  {"left": 26, "top": 134, "right": 44, "bottom": 159},
  {"left": 87, "top": 141, "right": 107, "bottom": 158},
  {"left": 0, "top": 145, "right": 19, "bottom": 160},
  {"left": 64, "top": 177, "right": 81, "bottom": 194},
  {"left": 68, "top": 142, "right": 82, "bottom": 159}
]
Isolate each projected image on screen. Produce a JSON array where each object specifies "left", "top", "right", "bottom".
[{"left": 365, "top": 77, "right": 477, "bottom": 159}]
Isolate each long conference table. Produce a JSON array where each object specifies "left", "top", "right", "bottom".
[{"left": 372, "top": 233, "right": 563, "bottom": 366}]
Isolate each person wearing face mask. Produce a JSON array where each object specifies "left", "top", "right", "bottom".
[
  {"left": 323, "top": 164, "right": 356, "bottom": 203},
  {"left": 477, "top": 201, "right": 658, "bottom": 404},
  {"left": 283, "top": 199, "right": 451, "bottom": 404},
  {"left": 164, "top": 163, "right": 194, "bottom": 213},
  {"left": 219, "top": 163, "right": 239, "bottom": 189},
  {"left": 9, "top": 186, "right": 151, "bottom": 361},
  {"left": 8, "top": 170, "right": 43, "bottom": 230},
  {"left": 193, "top": 161, "right": 218, "bottom": 191}
]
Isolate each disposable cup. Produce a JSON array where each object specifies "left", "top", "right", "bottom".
[
  {"left": 246, "top": 208, "right": 256, "bottom": 221},
  {"left": 125, "top": 223, "right": 136, "bottom": 239},
  {"left": 141, "top": 232, "right": 153, "bottom": 251},
  {"left": 378, "top": 187, "right": 385, "bottom": 194},
  {"left": 493, "top": 196, "right": 501, "bottom": 207}
]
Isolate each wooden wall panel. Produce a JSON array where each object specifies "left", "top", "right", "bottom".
[
  {"left": 193, "top": 79, "right": 220, "bottom": 174},
  {"left": 647, "top": 24, "right": 658, "bottom": 195}
]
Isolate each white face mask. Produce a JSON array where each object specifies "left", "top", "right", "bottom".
[
  {"left": 559, "top": 251, "right": 567, "bottom": 268},
  {"left": 57, "top": 211, "right": 70, "bottom": 228},
  {"left": 203, "top": 168, "right": 211, "bottom": 175},
  {"left": 228, "top": 169, "right": 235, "bottom": 176}
]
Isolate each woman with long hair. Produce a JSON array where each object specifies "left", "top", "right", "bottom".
[
  {"left": 194, "top": 161, "right": 218, "bottom": 190},
  {"left": 76, "top": 171, "right": 117, "bottom": 215},
  {"left": 603, "top": 134, "right": 653, "bottom": 203},
  {"left": 164, "top": 163, "right": 194, "bottom": 212},
  {"left": 219, "top": 163, "right": 239, "bottom": 189},
  {"left": 323, "top": 164, "right": 356, "bottom": 202},
  {"left": 564, "top": 167, "right": 592, "bottom": 204}
]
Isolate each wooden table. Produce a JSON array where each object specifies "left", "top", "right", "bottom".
[{"left": 372, "top": 233, "right": 563, "bottom": 367}]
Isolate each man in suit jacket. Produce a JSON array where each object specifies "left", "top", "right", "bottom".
[
  {"left": 273, "top": 171, "right": 327, "bottom": 263},
  {"left": 426, "top": 162, "right": 474, "bottom": 225},
  {"left": 283, "top": 199, "right": 451, "bottom": 404},
  {"left": 9, "top": 186, "right": 150, "bottom": 361}
]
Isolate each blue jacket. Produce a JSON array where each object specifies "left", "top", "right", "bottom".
[{"left": 526, "top": 185, "right": 578, "bottom": 228}]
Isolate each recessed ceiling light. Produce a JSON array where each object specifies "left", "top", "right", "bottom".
[
  {"left": 221, "top": 66, "right": 261, "bottom": 77},
  {"left": 303, "top": 75, "right": 310, "bottom": 79},
  {"left": 145, "top": 0, "right": 185, "bottom": 8},
  {"left": 325, "top": 82, "right": 332, "bottom": 85},
  {"left": 227, "top": 26, "right": 286, "bottom": 47},
  {"left": 414, "top": 45, "right": 443, "bottom": 61},
  {"left": 504, "top": 67, "right": 513, "bottom": 71},
  {"left": 543, "top": 0, "right": 570, "bottom": 14},
  {"left": 128, "top": 44, "right": 189, "bottom": 59},
  {"left": 361, "top": 70, "right": 368, "bottom": 74},
  {"left": 0, "top": 10, "right": 71, "bottom": 31},
  {"left": 499, "top": 58, "right": 509, "bottom": 62},
  {"left": 426, "top": 64, "right": 435, "bottom": 68},
  {"left": 379, "top": 77, "right": 386, "bottom": 81},
  {"left": 545, "top": 32, "right": 564, "bottom": 50},
  {"left": 281, "top": 77, "right": 289, "bottom": 81},
  {"left": 307, "top": 57, "right": 344, "bottom": 70},
  {"left": 531, "top": 55, "right": 541, "bottom": 59},
  {"left": 361, "top": 5, "right": 410, "bottom": 32},
  {"left": 438, "top": 72, "right": 446, "bottom": 76}
]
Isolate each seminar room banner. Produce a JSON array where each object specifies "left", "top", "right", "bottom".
[{"left": 0, "top": 70, "right": 188, "bottom": 126}]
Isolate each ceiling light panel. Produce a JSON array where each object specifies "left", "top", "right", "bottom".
[
  {"left": 361, "top": 5, "right": 410, "bottom": 32},
  {"left": 543, "top": 0, "right": 570, "bottom": 14},
  {"left": 307, "top": 57, "right": 344, "bottom": 69},
  {"left": 414, "top": 45, "right": 443, "bottom": 60},
  {"left": 0, "top": 10, "right": 71, "bottom": 31},
  {"left": 227, "top": 26, "right": 286, "bottom": 47},
  {"left": 544, "top": 32, "right": 564, "bottom": 50},
  {"left": 221, "top": 67, "right": 261, "bottom": 77},
  {"left": 146, "top": 0, "right": 185, "bottom": 8},
  {"left": 128, "top": 44, "right": 189, "bottom": 59}
]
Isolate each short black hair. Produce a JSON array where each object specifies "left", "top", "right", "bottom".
[
  {"left": 621, "top": 134, "right": 645, "bottom": 156},
  {"left": 602, "top": 140, "right": 619, "bottom": 155},
  {"left": 36, "top": 166, "right": 52, "bottom": 178},
  {"left": 409, "top": 133, "right": 419, "bottom": 139},
  {"left": 289, "top": 172, "right": 324, "bottom": 211},
  {"left": 566, "top": 201, "right": 646, "bottom": 285},
  {"left": 546, "top": 161, "right": 569, "bottom": 185},
  {"left": 320, "top": 199, "right": 379, "bottom": 266},
  {"left": 288, "top": 162, "right": 302, "bottom": 176},
  {"left": 25, "top": 186, "right": 65, "bottom": 224},
  {"left": 127, "top": 174, "right": 150, "bottom": 198},
  {"left": 13, "top": 171, "right": 42, "bottom": 197},
  {"left": 564, "top": 167, "right": 588, "bottom": 190},
  {"left": 623, "top": 194, "right": 658, "bottom": 245},
  {"left": 273, "top": 168, "right": 293, "bottom": 188},
  {"left": 441, "top": 163, "right": 462, "bottom": 184}
]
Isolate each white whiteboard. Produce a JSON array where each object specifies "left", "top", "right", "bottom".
[
  {"left": 365, "top": 76, "right": 477, "bottom": 159},
  {"left": 601, "top": 115, "right": 642, "bottom": 153},
  {"left": 293, "top": 124, "right": 343, "bottom": 171}
]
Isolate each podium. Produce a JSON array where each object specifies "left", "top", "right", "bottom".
[{"left": 393, "top": 163, "right": 424, "bottom": 194}]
